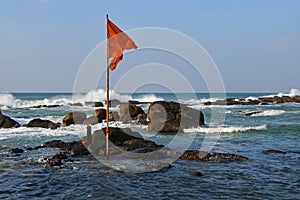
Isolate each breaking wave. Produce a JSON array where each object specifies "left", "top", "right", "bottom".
[
  {"left": 0, "top": 90, "right": 166, "bottom": 108},
  {"left": 250, "top": 110, "right": 285, "bottom": 117},
  {"left": 183, "top": 124, "right": 267, "bottom": 133},
  {"left": 261, "top": 88, "right": 300, "bottom": 98}
]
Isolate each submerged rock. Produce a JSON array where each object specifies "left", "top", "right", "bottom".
[
  {"left": 0, "top": 111, "right": 20, "bottom": 128},
  {"left": 26, "top": 118, "right": 59, "bottom": 129},
  {"left": 9, "top": 148, "right": 24, "bottom": 154},
  {"left": 245, "top": 111, "right": 263, "bottom": 116},
  {"left": 35, "top": 140, "right": 89, "bottom": 156},
  {"left": 62, "top": 112, "right": 87, "bottom": 126},
  {"left": 190, "top": 171, "right": 204, "bottom": 177},
  {"left": 263, "top": 150, "right": 287, "bottom": 154},
  {"left": 180, "top": 150, "right": 249, "bottom": 162},
  {"left": 47, "top": 159, "right": 62, "bottom": 167}
]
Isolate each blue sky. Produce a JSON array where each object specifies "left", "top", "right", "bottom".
[{"left": 0, "top": 0, "right": 299, "bottom": 92}]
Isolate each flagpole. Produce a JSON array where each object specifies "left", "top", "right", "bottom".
[{"left": 105, "top": 14, "right": 109, "bottom": 159}]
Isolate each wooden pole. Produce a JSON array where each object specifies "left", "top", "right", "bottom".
[{"left": 105, "top": 14, "right": 109, "bottom": 159}]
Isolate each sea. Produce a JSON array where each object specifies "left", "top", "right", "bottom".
[{"left": 0, "top": 89, "right": 299, "bottom": 199}]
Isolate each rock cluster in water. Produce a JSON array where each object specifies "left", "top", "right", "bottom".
[
  {"left": 204, "top": 96, "right": 300, "bottom": 106},
  {"left": 60, "top": 100, "right": 205, "bottom": 134},
  {"left": 6, "top": 128, "right": 250, "bottom": 170}
]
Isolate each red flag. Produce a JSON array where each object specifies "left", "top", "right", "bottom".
[{"left": 107, "top": 18, "right": 137, "bottom": 70}]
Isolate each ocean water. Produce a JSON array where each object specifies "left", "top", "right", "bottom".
[{"left": 0, "top": 89, "right": 299, "bottom": 199}]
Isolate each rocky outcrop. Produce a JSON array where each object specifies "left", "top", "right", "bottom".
[
  {"left": 88, "top": 127, "right": 163, "bottom": 155},
  {"left": 62, "top": 112, "right": 87, "bottom": 126},
  {"left": 205, "top": 96, "right": 300, "bottom": 106},
  {"left": 147, "top": 101, "right": 204, "bottom": 134},
  {"left": 26, "top": 118, "right": 59, "bottom": 129},
  {"left": 263, "top": 150, "right": 287, "bottom": 154},
  {"left": 34, "top": 140, "right": 89, "bottom": 156},
  {"left": 180, "top": 150, "right": 249, "bottom": 162},
  {"left": 0, "top": 111, "right": 20, "bottom": 128},
  {"left": 119, "top": 103, "right": 145, "bottom": 122},
  {"left": 93, "top": 108, "right": 106, "bottom": 123}
]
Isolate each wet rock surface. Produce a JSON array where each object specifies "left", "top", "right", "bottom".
[
  {"left": 26, "top": 118, "right": 59, "bottom": 129},
  {"left": 62, "top": 112, "right": 87, "bottom": 126},
  {"left": 147, "top": 101, "right": 205, "bottom": 134},
  {"left": 119, "top": 103, "right": 145, "bottom": 122},
  {"left": 0, "top": 110, "right": 20, "bottom": 128},
  {"left": 180, "top": 150, "right": 249, "bottom": 162}
]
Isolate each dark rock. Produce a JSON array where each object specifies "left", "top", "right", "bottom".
[
  {"left": 62, "top": 112, "right": 87, "bottom": 126},
  {"left": 109, "top": 99, "right": 121, "bottom": 107},
  {"left": 263, "top": 150, "right": 287, "bottom": 154},
  {"left": 39, "top": 140, "right": 66, "bottom": 149},
  {"left": 282, "top": 96, "right": 294, "bottom": 103},
  {"left": 109, "top": 111, "right": 120, "bottom": 121},
  {"left": 85, "top": 102, "right": 104, "bottom": 107},
  {"left": 190, "top": 171, "right": 204, "bottom": 176},
  {"left": 52, "top": 152, "right": 68, "bottom": 160},
  {"left": 180, "top": 150, "right": 249, "bottom": 162},
  {"left": 69, "top": 103, "right": 83, "bottom": 107},
  {"left": 137, "top": 113, "right": 148, "bottom": 125},
  {"left": 245, "top": 111, "right": 262, "bottom": 116},
  {"left": 69, "top": 144, "right": 89, "bottom": 156},
  {"left": 30, "top": 105, "right": 61, "bottom": 109},
  {"left": 9, "top": 148, "right": 24, "bottom": 154},
  {"left": 128, "top": 100, "right": 151, "bottom": 105},
  {"left": 26, "top": 118, "right": 59, "bottom": 129},
  {"left": 0, "top": 111, "right": 20, "bottom": 128},
  {"left": 205, "top": 95, "right": 300, "bottom": 106},
  {"left": 83, "top": 116, "right": 99, "bottom": 125},
  {"left": 88, "top": 127, "right": 163, "bottom": 154},
  {"left": 292, "top": 96, "right": 300, "bottom": 103},
  {"left": 147, "top": 101, "right": 204, "bottom": 133},
  {"left": 247, "top": 99, "right": 261, "bottom": 105},
  {"left": 35, "top": 140, "right": 89, "bottom": 157},
  {"left": 119, "top": 103, "right": 145, "bottom": 122},
  {"left": 93, "top": 109, "right": 106, "bottom": 123},
  {"left": 47, "top": 159, "right": 62, "bottom": 167}
]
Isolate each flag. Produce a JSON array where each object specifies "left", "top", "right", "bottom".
[{"left": 107, "top": 18, "right": 137, "bottom": 70}]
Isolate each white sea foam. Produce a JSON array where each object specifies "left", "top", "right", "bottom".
[
  {"left": 183, "top": 124, "right": 267, "bottom": 133},
  {"left": 0, "top": 89, "right": 133, "bottom": 108},
  {"left": 132, "top": 94, "right": 164, "bottom": 102},
  {"left": 73, "top": 89, "right": 132, "bottom": 105},
  {"left": 262, "top": 88, "right": 300, "bottom": 98},
  {"left": 250, "top": 110, "right": 285, "bottom": 117},
  {"left": 0, "top": 93, "right": 15, "bottom": 107}
]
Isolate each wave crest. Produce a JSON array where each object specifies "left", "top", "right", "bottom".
[{"left": 183, "top": 124, "right": 267, "bottom": 133}]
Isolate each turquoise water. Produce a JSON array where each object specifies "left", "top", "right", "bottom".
[{"left": 0, "top": 91, "right": 299, "bottom": 199}]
